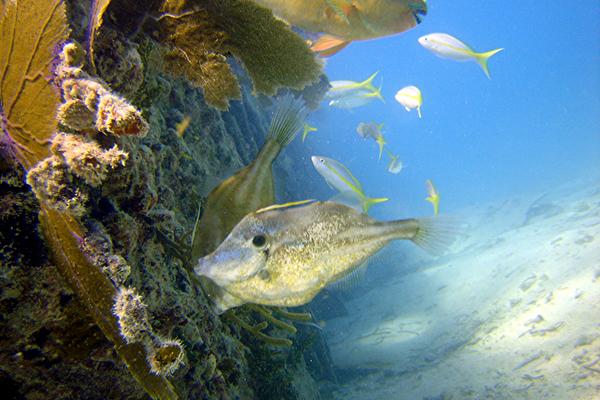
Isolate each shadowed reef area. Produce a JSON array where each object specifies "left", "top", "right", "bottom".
[{"left": 0, "top": 0, "right": 333, "bottom": 398}]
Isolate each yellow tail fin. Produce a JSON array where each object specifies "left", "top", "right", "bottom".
[
  {"left": 360, "top": 71, "right": 379, "bottom": 92},
  {"left": 475, "top": 48, "right": 503, "bottom": 79},
  {"left": 363, "top": 197, "right": 389, "bottom": 212}
]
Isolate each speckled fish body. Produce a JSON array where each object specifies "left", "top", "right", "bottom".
[
  {"left": 252, "top": 0, "right": 427, "bottom": 41},
  {"left": 196, "top": 201, "right": 451, "bottom": 311}
]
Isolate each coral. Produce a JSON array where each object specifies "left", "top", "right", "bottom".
[
  {"left": 146, "top": 336, "right": 186, "bottom": 376},
  {"left": 0, "top": 0, "right": 68, "bottom": 169},
  {"left": 26, "top": 155, "right": 88, "bottom": 216},
  {"left": 57, "top": 42, "right": 149, "bottom": 137},
  {"left": 154, "top": 0, "right": 322, "bottom": 110},
  {"left": 51, "top": 132, "right": 128, "bottom": 187},
  {"left": 113, "top": 286, "right": 152, "bottom": 344}
]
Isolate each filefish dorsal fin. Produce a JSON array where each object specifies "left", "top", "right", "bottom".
[{"left": 255, "top": 199, "right": 316, "bottom": 214}]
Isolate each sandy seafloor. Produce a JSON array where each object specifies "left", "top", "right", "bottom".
[{"left": 322, "top": 176, "right": 600, "bottom": 400}]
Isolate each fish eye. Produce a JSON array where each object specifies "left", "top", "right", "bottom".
[
  {"left": 319, "top": 158, "right": 324, "bottom": 162},
  {"left": 252, "top": 234, "right": 267, "bottom": 249}
]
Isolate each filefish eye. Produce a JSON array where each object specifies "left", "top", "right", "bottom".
[{"left": 252, "top": 234, "right": 267, "bottom": 248}]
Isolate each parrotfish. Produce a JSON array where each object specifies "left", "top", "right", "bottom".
[
  {"left": 251, "top": 0, "right": 427, "bottom": 56},
  {"left": 395, "top": 85, "right": 422, "bottom": 118},
  {"left": 418, "top": 33, "right": 503, "bottom": 79},
  {"left": 425, "top": 179, "right": 440, "bottom": 215},
  {"left": 195, "top": 201, "right": 455, "bottom": 311},
  {"left": 311, "top": 155, "right": 388, "bottom": 212},
  {"left": 191, "top": 95, "right": 308, "bottom": 260}
]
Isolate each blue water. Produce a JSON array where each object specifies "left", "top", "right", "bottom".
[{"left": 304, "top": 0, "right": 600, "bottom": 220}]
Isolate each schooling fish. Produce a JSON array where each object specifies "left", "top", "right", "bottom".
[
  {"left": 191, "top": 95, "right": 308, "bottom": 260},
  {"left": 386, "top": 150, "right": 404, "bottom": 174},
  {"left": 312, "top": 155, "right": 388, "bottom": 212},
  {"left": 356, "top": 121, "right": 384, "bottom": 140},
  {"left": 195, "top": 201, "right": 455, "bottom": 311},
  {"left": 425, "top": 179, "right": 440, "bottom": 215},
  {"left": 302, "top": 123, "right": 318, "bottom": 142},
  {"left": 252, "top": 0, "right": 427, "bottom": 56},
  {"left": 328, "top": 88, "right": 383, "bottom": 109},
  {"left": 395, "top": 85, "right": 422, "bottom": 118},
  {"left": 418, "top": 33, "right": 503, "bottom": 79},
  {"left": 327, "top": 72, "right": 380, "bottom": 100},
  {"left": 375, "top": 133, "right": 386, "bottom": 161}
]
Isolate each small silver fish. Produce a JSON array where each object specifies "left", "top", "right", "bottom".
[{"left": 195, "top": 201, "right": 455, "bottom": 312}]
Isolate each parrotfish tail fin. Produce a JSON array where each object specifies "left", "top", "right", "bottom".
[
  {"left": 363, "top": 196, "right": 389, "bottom": 212},
  {"left": 268, "top": 94, "right": 308, "bottom": 146},
  {"left": 475, "top": 48, "right": 503, "bottom": 79},
  {"left": 417, "top": 106, "right": 422, "bottom": 119},
  {"left": 411, "top": 216, "right": 458, "bottom": 256},
  {"left": 311, "top": 35, "right": 351, "bottom": 57}
]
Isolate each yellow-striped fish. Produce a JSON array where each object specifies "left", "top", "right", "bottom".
[
  {"left": 425, "top": 179, "right": 440, "bottom": 215},
  {"left": 191, "top": 95, "right": 308, "bottom": 260}
]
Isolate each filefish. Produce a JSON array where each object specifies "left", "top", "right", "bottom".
[
  {"left": 356, "top": 121, "right": 384, "bottom": 140},
  {"left": 425, "top": 179, "right": 440, "bottom": 215},
  {"left": 195, "top": 201, "right": 455, "bottom": 311},
  {"left": 328, "top": 86, "right": 383, "bottom": 109},
  {"left": 418, "top": 33, "right": 503, "bottom": 79},
  {"left": 327, "top": 72, "right": 379, "bottom": 100},
  {"left": 191, "top": 95, "right": 308, "bottom": 260},
  {"left": 395, "top": 85, "right": 422, "bottom": 118},
  {"left": 302, "top": 123, "right": 318, "bottom": 142},
  {"left": 252, "top": 0, "right": 427, "bottom": 56},
  {"left": 311, "top": 155, "right": 388, "bottom": 212},
  {"left": 386, "top": 150, "right": 403, "bottom": 174}
]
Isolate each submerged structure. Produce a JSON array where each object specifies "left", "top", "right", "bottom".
[{"left": 0, "top": 0, "right": 333, "bottom": 398}]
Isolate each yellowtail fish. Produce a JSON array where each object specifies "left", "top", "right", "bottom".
[
  {"left": 425, "top": 179, "right": 440, "bottom": 215},
  {"left": 394, "top": 85, "right": 422, "bottom": 118},
  {"left": 191, "top": 95, "right": 308, "bottom": 260},
  {"left": 252, "top": 0, "right": 427, "bottom": 56},
  {"left": 418, "top": 33, "right": 503, "bottom": 79},
  {"left": 356, "top": 121, "right": 384, "bottom": 140},
  {"left": 311, "top": 155, "right": 388, "bottom": 212},
  {"left": 375, "top": 133, "right": 386, "bottom": 161},
  {"left": 328, "top": 88, "right": 383, "bottom": 109},
  {"left": 302, "top": 123, "right": 318, "bottom": 142},
  {"left": 195, "top": 201, "right": 456, "bottom": 311},
  {"left": 327, "top": 71, "right": 379, "bottom": 100},
  {"left": 386, "top": 149, "right": 403, "bottom": 174}
]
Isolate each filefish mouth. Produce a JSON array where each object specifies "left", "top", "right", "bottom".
[{"left": 195, "top": 255, "right": 229, "bottom": 287}]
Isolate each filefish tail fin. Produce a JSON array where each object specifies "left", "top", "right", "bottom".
[
  {"left": 475, "top": 48, "right": 503, "bottom": 79},
  {"left": 311, "top": 35, "right": 351, "bottom": 57},
  {"left": 411, "top": 216, "right": 458, "bottom": 256},
  {"left": 363, "top": 197, "right": 389, "bottom": 212},
  {"left": 268, "top": 94, "right": 308, "bottom": 147},
  {"left": 361, "top": 71, "right": 379, "bottom": 92}
]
